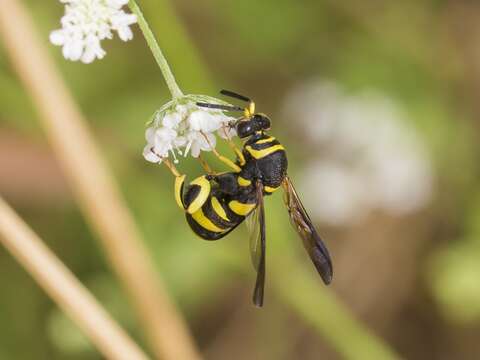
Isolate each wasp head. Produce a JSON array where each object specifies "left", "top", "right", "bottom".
[{"left": 236, "top": 114, "right": 271, "bottom": 138}]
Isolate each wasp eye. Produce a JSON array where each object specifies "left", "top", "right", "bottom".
[
  {"left": 237, "top": 121, "right": 254, "bottom": 138},
  {"left": 252, "top": 114, "right": 270, "bottom": 130},
  {"left": 261, "top": 117, "right": 271, "bottom": 129}
]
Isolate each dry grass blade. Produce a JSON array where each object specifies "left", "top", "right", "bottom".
[
  {"left": 0, "top": 1, "right": 200, "bottom": 359},
  {"left": 0, "top": 197, "right": 148, "bottom": 360}
]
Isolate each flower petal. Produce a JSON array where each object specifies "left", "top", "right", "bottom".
[
  {"left": 49, "top": 30, "right": 66, "bottom": 45},
  {"left": 51, "top": 0, "right": 137, "bottom": 63},
  {"left": 143, "top": 145, "right": 162, "bottom": 163},
  {"left": 162, "top": 112, "right": 183, "bottom": 128}
]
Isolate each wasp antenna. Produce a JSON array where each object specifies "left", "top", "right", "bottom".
[
  {"left": 196, "top": 102, "right": 244, "bottom": 112},
  {"left": 220, "top": 89, "right": 251, "bottom": 102}
]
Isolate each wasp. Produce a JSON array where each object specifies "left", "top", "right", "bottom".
[{"left": 165, "top": 90, "right": 332, "bottom": 307}]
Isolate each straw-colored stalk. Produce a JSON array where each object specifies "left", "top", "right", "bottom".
[
  {"left": 0, "top": 197, "right": 148, "bottom": 360},
  {"left": 0, "top": 1, "right": 200, "bottom": 359}
]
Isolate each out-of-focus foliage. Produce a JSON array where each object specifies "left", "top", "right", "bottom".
[{"left": 1, "top": 0, "right": 480, "bottom": 359}]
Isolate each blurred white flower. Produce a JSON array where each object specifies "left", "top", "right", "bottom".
[
  {"left": 50, "top": 0, "right": 137, "bottom": 63},
  {"left": 143, "top": 97, "right": 236, "bottom": 164},
  {"left": 284, "top": 81, "right": 434, "bottom": 225},
  {"left": 302, "top": 161, "right": 368, "bottom": 225}
]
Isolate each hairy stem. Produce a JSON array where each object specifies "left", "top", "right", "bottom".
[{"left": 129, "top": 0, "right": 184, "bottom": 99}]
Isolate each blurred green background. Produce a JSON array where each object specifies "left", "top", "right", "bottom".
[{"left": 1, "top": 0, "right": 480, "bottom": 359}]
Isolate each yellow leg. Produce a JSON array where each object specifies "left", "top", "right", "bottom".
[
  {"left": 227, "top": 139, "right": 246, "bottom": 166},
  {"left": 198, "top": 154, "right": 215, "bottom": 175},
  {"left": 147, "top": 146, "right": 180, "bottom": 178},
  {"left": 163, "top": 159, "right": 181, "bottom": 177},
  {"left": 200, "top": 132, "right": 241, "bottom": 173},
  {"left": 219, "top": 126, "right": 246, "bottom": 166}
]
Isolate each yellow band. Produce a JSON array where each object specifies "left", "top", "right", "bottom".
[
  {"left": 237, "top": 176, "right": 252, "bottom": 187},
  {"left": 187, "top": 176, "right": 211, "bottom": 214},
  {"left": 246, "top": 144, "right": 285, "bottom": 159},
  {"left": 191, "top": 208, "right": 225, "bottom": 232},
  {"left": 211, "top": 197, "right": 230, "bottom": 222},
  {"left": 174, "top": 175, "right": 186, "bottom": 209},
  {"left": 228, "top": 200, "right": 256, "bottom": 216},
  {"left": 256, "top": 136, "right": 275, "bottom": 144}
]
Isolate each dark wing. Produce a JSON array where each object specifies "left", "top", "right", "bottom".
[
  {"left": 282, "top": 176, "right": 333, "bottom": 284},
  {"left": 245, "top": 181, "right": 266, "bottom": 307}
]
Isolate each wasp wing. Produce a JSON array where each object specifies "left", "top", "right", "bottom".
[
  {"left": 282, "top": 176, "right": 333, "bottom": 284},
  {"left": 245, "top": 181, "right": 266, "bottom": 307},
  {"left": 246, "top": 208, "right": 260, "bottom": 269}
]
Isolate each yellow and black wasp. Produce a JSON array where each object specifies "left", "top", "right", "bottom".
[{"left": 167, "top": 90, "right": 332, "bottom": 307}]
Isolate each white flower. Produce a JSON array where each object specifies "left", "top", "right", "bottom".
[
  {"left": 162, "top": 112, "right": 183, "bottom": 129},
  {"left": 184, "top": 131, "right": 216, "bottom": 158},
  {"left": 143, "top": 145, "right": 161, "bottom": 163},
  {"left": 284, "top": 81, "right": 434, "bottom": 225},
  {"left": 302, "top": 161, "right": 368, "bottom": 225},
  {"left": 142, "top": 126, "right": 186, "bottom": 164},
  {"left": 143, "top": 97, "right": 236, "bottom": 164},
  {"left": 50, "top": 0, "right": 137, "bottom": 63},
  {"left": 188, "top": 110, "right": 223, "bottom": 133}
]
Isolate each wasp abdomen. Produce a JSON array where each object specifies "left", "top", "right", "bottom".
[{"left": 178, "top": 173, "right": 255, "bottom": 241}]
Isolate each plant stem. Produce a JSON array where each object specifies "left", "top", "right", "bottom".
[
  {"left": 273, "top": 263, "right": 400, "bottom": 360},
  {"left": 0, "top": 197, "right": 148, "bottom": 360},
  {"left": 129, "top": 0, "right": 184, "bottom": 99}
]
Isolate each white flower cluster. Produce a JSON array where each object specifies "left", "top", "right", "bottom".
[
  {"left": 284, "top": 81, "right": 434, "bottom": 225},
  {"left": 143, "top": 99, "right": 236, "bottom": 164},
  {"left": 50, "top": 0, "right": 137, "bottom": 63}
]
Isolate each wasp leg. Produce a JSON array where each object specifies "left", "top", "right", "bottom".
[
  {"left": 198, "top": 154, "right": 215, "bottom": 175},
  {"left": 161, "top": 159, "right": 188, "bottom": 210},
  {"left": 163, "top": 158, "right": 181, "bottom": 177},
  {"left": 200, "top": 131, "right": 242, "bottom": 173},
  {"left": 219, "top": 126, "right": 246, "bottom": 166},
  {"left": 227, "top": 139, "right": 246, "bottom": 166}
]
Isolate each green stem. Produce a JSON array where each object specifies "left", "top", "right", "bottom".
[
  {"left": 273, "top": 263, "right": 400, "bottom": 360},
  {"left": 128, "top": 0, "right": 183, "bottom": 99}
]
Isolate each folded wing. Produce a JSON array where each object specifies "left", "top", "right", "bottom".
[{"left": 282, "top": 176, "right": 333, "bottom": 284}]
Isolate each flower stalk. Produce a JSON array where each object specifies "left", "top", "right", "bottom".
[{"left": 128, "top": 0, "right": 183, "bottom": 99}]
